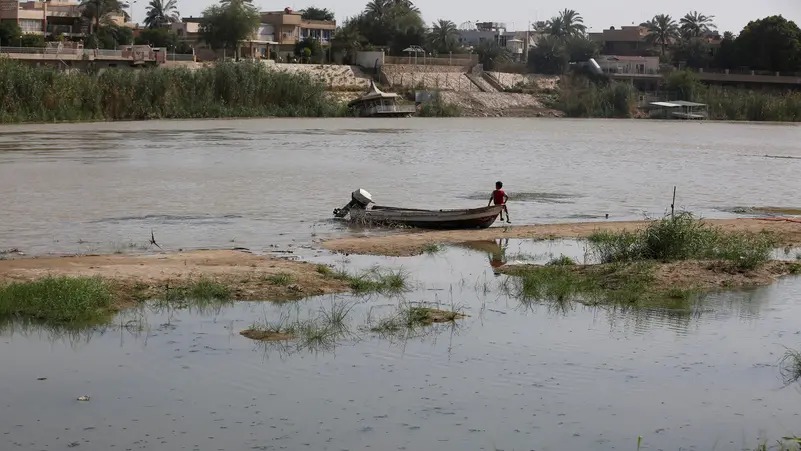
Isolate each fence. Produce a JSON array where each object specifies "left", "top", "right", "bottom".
[
  {"left": 492, "top": 61, "right": 528, "bottom": 74},
  {"left": 0, "top": 46, "right": 178, "bottom": 64},
  {"left": 384, "top": 54, "right": 478, "bottom": 68},
  {"left": 384, "top": 72, "right": 480, "bottom": 92}
]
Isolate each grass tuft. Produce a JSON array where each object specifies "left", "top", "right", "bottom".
[
  {"left": 422, "top": 243, "right": 445, "bottom": 254},
  {"left": 161, "top": 278, "right": 231, "bottom": 303},
  {"left": 369, "top": 304, "right": 466, "bottom": 333},
  {"left": 265, "top": 273, "right": 293, "bottom": 286},
  {"left": 315, "top": 264, "right": 334, "bottom": 276},
  {"left": 780, "top": 348, "right": 801, "bottom": 387},
  {"left": 330, "top": 267, "right": 409, "bottom": 295},
  {"left": 547, "top": 255, "right": 576, "bottom": 266},
  {"left": 240, "top": 302, "right": 353, "bottom": 346},
  {"left": 0, "top": 276, "right": 113, "bottom": 324}
]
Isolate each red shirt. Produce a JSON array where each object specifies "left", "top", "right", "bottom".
[{"left": 492, "top": 189, "right": 506, "bottom": 205}]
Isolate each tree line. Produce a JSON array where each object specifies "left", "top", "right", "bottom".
[{"left": 0, "top": 0, "right": 797, "bottom": 74}]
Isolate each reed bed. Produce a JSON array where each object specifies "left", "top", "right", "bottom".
[{"left": 0, "top": 59, "right": 345, "bottom": 123}]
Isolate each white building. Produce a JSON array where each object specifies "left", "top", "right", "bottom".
[
  {"left": 595, "top": 55, "right": 660, "bottom": 75},
  {"left": 457, "top": 22, "right": 509, "bottom": 48}
]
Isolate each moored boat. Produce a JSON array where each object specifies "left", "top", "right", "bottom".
[
  {"left": 333, "top": 189, "right": 503, "bottom": 230},
  {"left": 347, "top": 81, "right": 417, "bottom": 118}
]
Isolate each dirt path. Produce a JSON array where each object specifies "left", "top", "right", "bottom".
[
  {"left": 0, "top": 250, "right": 348, "bottom": 304},
  {"left": 322, "top": 218, "right": 801, "bottom": 256}
]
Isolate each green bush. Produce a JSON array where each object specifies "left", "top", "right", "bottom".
[{"left": 587, "top": 212, "right": 776, "bottom": 269}]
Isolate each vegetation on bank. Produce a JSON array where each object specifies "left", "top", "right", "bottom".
[
  {"left": 417, "top": 94, "right": 462, "bottom": 117},
  {"left": 588, "top": 212, "right": 776, "bottom": 270},
  {"left": 316, "top": 264, "right": 410, "bottom": 295},
  {"left": 552, "top": 71, "right": 801, "bottom": 121},
  {"left": 501, "top": 213, "right": 795, "bottom": 308},
  {"left": 553, "top": 76, "right": 638, "bottom": 118},
  {"left": 0, "top": 276, "right": 113, "bottom": 324},
  {"left": 0, "top": 59, "right": 345, "bottom": 123},
  {"left": 666, "top": 71, "right": 801, "bottom": 121},
  {"left": 0, "top": 261, "right": 409, "bottom": 328}
]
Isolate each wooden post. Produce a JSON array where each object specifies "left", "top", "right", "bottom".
[{"left": 671, "top": 186, "right": 676, "bottom": 219}]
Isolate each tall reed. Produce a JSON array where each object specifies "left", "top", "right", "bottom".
[
  {"left": 0, "top": 59, "right": 345, "bottom": 123},
  {"left": 554, "top": 76, "right": 637, "bottom": 118}
]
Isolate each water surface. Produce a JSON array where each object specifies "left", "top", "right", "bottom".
[
  {"left": 1, "top": 118, "right": 799, "bottom": 255},
  {"left": 2, "top": 243, "right": 801, "bottom": 450}
]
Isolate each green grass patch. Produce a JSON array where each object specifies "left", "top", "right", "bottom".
[
  {"left": 547, "top": 255, "right": 576, "bottom": 266},
  {"left": 502, "top": 263, "right": 656, "bottom": 306},
  {"left": 328, "top": 267, "right": 409, "bottom": 295},
  {"left": 587, "top": 212, "right": 777, "bottom": 270},
  {"left": 160, "top": 278, "right": 232, "bottom": 304},
  {"left": 315, "top": 264, "right": 334, "bottom": 277},
  {"left": 0, "top": 276, "right": 113, "bottom": 324},
  {"left": 265, "top": 273, "right": 293, "bottom": 286}
]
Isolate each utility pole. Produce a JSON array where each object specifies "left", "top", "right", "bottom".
[{"left": 525, "top": 21, "right": 530, "bottom": 63}]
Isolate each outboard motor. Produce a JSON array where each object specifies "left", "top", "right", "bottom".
[{"left": 333, "top": 189, "right": 373, "bottom": 218}]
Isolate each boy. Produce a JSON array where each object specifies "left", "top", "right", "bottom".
[{"left": 488, "top": 181, "right": 510, "bottom": 223}]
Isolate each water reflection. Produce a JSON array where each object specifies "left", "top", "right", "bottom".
[{"left": 457, "top": 239, "right": 509, "bottom": 273}]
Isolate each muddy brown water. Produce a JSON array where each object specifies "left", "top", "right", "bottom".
[
  {"left": 2, "top": 118, "right": 801, "bottom": 450},
  {"left": 0, "top": 118, "right": 799, "bottom": 256}
]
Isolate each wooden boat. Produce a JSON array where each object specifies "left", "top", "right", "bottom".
[{"left": 334, "top": 189, "right": 503, "bottom": 230}]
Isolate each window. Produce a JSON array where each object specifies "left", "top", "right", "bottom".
[{"left": 19, "top": 19, "right": 43, "bottom": 33}]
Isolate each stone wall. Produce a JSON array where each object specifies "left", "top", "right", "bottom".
[
  {"left": 268, "top": 64, "right": 371, "bottom": 90},
  {"left": 487, "top": 72, "right": 560, "bottom": 91}
]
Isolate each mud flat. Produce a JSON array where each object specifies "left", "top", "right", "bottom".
[
  {"left": 323, "top": 218, "right": 801, "bottom": 257},
  {"left": 0, "top": 250, "right": 349, "bottom": 307}
]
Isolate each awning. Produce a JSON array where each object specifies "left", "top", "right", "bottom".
[
  {"left": 670, "top": 100, "right": 707, "bottom": 107},
  {"left": 649, "top": 101, "right": 707, "bottom": 108},
  {"left": 650, "top": 101, "right": 680, "bottom": 108}
]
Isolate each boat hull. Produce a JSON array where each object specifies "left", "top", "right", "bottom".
[{"left": 348, "top": 205, "right": 503, "bottom": 230}]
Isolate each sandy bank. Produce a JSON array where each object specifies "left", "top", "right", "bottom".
[
  {"left": 0, "top": 250, "right": 348, "bottom": 304},
  {"left": 323, "top": 218, "right": 801, "bottom": 256}
]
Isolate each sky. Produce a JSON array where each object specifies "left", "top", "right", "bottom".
[{"left": 148, "top": 0, "right": 801, "bottom": 34}]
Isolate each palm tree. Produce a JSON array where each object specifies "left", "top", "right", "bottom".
[
  {"left": 546, "top": 9, "right": 586, "bottom": 39},
  {"left": 679, "top": 11, "right": 716, "bottom": 38},
  {"left": 80, "top": 0, "right": 127, "bottom": 34},
  {"left": 428, "top": 19, "right": 458, "bottom": 53},
  {"left": 144, "top": 0, "right": 180, "bottom": 28},
  {"left": 364, "top": 0, "right": 418, "bottom": 21},
  {"left": 646, "top": 14, "right": 679, "bottom": 55},
  {"left": 332, "top": 16, "right": 366, "bottom": 62}
]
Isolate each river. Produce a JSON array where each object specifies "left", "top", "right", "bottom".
[
  {"left": 0, "top": 118, "right": 799, "bottom": 255},
  {"left": 1, "top": 118, "right": 801, "bottom": 450}
]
